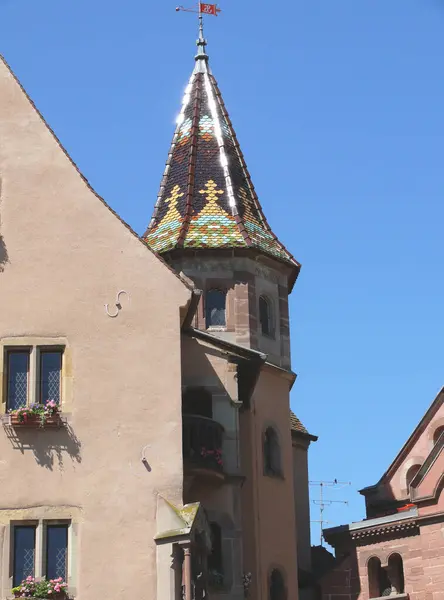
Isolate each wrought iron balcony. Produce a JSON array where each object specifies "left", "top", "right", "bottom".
[{"left": 182, "top": 414, "right": 224, "bottom": 476}]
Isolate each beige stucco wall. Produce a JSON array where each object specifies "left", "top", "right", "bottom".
[
  {"left": 241, "top": 368, "right": 299, "bottom": 600},
  {"left": 0, "top": 56, "right": 191, "bottom": 600}
]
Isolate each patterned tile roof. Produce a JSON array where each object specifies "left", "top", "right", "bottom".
[
  {"left": 290, "top": 410, "right": 309, "bottom": 435},
  {"left": 143, "top": 38, "right": 300, "bottom": 278}
]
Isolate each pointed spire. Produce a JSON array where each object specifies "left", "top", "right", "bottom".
[{"left": 144, "top": 21, "right": 300, "bottom": 287}]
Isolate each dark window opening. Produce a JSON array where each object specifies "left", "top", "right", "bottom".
[
  {"left": 388, "top": 554, "right": 405, "bottom": 594},
  {"left": 259, "top": 296, "right": 272, "bottom": 337},
  {"left": 368, "top": 554, "right": 404, "bottom": 598},
  {"left": 7, "top": 351, "right": 30, "bottom": 411},
  {"left": 182, "top": 389, "right": 213, "bottom": 419},
  {"left": 13, "top": 526, "right": 36, "bottom": 586},
  {"left": 208, "top": 523, "right": 224, "bottom": 586},
  {"left": 46, "top": 524, "right": 68, "bottom": 581},
  {"left": 205, "top": 290, "right": 226, "bottom": 328},
  {"left": 269, "top": 569, "right": 286, "bottom": 600},
  {"left": 264, "top": 427, "right": 282, "bottom": 477},
  {"left": 40, "top": 351, "right": 62, "bottom": 405}
]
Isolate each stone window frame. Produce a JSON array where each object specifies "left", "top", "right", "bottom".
[
  {"left": 7, "top": 517, "right": 77, "bottom": 597},
  {"left": 0, "top": 337, "right": 73, "bottom": 415}
]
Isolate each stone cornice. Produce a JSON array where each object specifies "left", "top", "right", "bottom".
[{"left": 349, "top": 519, "right": 418, "bottom": 541}]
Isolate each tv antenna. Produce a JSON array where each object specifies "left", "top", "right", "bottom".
[{"left": 310, "top": 479, "right": 351, "bottom": 546}]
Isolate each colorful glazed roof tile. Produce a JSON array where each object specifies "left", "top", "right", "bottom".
[{"left": 143, "top": 26, "right": 300, "bottom": 276}]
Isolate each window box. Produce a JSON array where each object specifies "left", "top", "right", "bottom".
[
  {"left": 8, "top": 414, "right": 63, "bottom": 429},
  {"left": 13, "top": 592, "right": 67, "bottom": 600},
  {"left": 5, "top": 402, "right": 63, "bottom": 429}
]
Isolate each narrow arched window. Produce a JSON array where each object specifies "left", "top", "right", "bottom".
[
  {"left": 388, "top": 554, "right": 405, "bottom": 594},
  {"left": 269, "top": 569, "right": 286, "bottom": 600},
  {"left": 205, "top": 289, "right": 226, "bottom": 328},
  {"left": 406, "top": 464, "right": 421, "bottom": 489},
  {"left": 367, "top": 556, "right": 392, "bottom": 598},
  {"left": 264, "top": 427, "right": 281, "bottom": 477},
  {"left": 433, "top": 426, "right": 444, "bottom": 446},
  {"left": 259, "top": 295, "right": 272, "bottom": 337}
]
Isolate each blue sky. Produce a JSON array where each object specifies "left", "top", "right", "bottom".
[{"left": 2, "top": 0, "right": 444, "bottom": 543}]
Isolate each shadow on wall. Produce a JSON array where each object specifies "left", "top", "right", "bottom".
[
  {"left": 3, "top": 423, "right": 82, "bottom": 470},
  {"left": 0, "top": 235, "right": 8, "bottom": 271}
]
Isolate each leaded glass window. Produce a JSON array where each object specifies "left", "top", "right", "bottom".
[
  {"left": 13, "top": 526, "right": 36, "bottom": 586},
  {"left": 205, "top": 290, "right": 226, "bottom": 328},
  {"left": 46, "top": 525, "right": 68, "bottom": 581},
  {"left": 7, "top": 351, "right": 29, "bottom": 411},
  {"left": 40, "top": 351, "right": 62, "bottom": 404}
]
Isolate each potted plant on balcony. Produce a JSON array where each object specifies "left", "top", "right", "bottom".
[
  {"left": 9, "top": 401, "right": 62, "bottom": 428},
  {"left": 200, "top": 447, "right": 223, "bottom": 470},
  {"left": 12, "top": 576, "right": 68, "bottom": 599}
]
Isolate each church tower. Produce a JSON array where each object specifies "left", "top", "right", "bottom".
[{"left": 144, "top": 20, "right": 300, "bottom": 369}]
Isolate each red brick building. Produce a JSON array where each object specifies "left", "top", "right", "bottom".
[{"left": 320, "top": 387, "right": 444, "bottom": 600}]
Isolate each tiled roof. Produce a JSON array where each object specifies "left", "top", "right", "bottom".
[
  {"left": 143, "top": 38, "right": 299, "bottom": 277},
  {"left": 290, "top": 410, "right": 309, "bottom": 435}
]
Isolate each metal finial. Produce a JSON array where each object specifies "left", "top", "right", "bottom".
[{"left": 195, "top": 3, "right": 208, "bottom": 63}]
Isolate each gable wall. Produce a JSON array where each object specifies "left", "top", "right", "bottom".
[{"left": 0, "top": 56, "right": 190, "bottom": 600}]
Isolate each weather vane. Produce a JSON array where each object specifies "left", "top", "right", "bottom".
[{"left": 176, "top": 2, "right": 221, "bottom": 17}]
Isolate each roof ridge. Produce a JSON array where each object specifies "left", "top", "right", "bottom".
[{"left": 178, "top": 73, "right": 202, "bottom": 247}]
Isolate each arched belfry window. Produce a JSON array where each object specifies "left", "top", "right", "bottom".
[
  {"left": 367, "top": 554, "right": 404, "bottom": 598},
  {"left": 388, "top": 554, "right": 405, "bottom": 594},
  {"left": 264, "top": 427, "right": 282, "bottom": 477},
  {"left": 269, "top": 569, "right": 286, "bottom": 600},
  {"left": 259, "top": 295, "right": 273, "bottom": 337},
  {"left": 205, "top": 289, "right": 226, "bottom": 328}
]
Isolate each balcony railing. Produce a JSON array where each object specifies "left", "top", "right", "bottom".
[{"left": 183, "top": 414, "right": 224, "bottom": 473}]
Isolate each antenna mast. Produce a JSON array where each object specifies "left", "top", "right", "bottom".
[{"left": 310, "top": 479, "right": 351, "bottom": 546}]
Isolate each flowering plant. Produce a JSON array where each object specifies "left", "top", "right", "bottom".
[
  {"left": 12, "top": 576, "right": 68, "bottom": 598},
  {"left": 10, "top": 401, "right": 60, "bottom": 427},
  {"left": 200, "top": 447, "right": 223, "bottom": 467}
]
